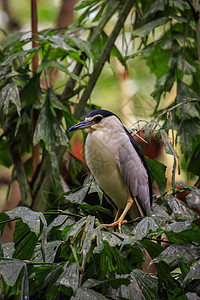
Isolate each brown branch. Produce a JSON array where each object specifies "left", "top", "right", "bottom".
[{"left": 73, "top": 0, "right": 135, "bottom": 120}]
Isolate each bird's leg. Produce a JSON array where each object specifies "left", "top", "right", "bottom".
[
  {"left": 114, "top": 209, "right": 123, "bottom": 222},
  {"left": 104, "top": 196, "right": 134, "bottom": 233}
]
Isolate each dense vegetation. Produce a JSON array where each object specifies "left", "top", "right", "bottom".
[{"left": 0, "top": 0, "right": 200, "bottom": 299}]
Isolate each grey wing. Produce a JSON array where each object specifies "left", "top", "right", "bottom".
[{"left": 118, "top": 141, "right": 151, "bottom": 216}]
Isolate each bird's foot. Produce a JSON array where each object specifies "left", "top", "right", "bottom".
[{"left": 103, "top": 219, "right": 127, "bottom": 233}]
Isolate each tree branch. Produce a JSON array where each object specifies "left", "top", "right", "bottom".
[
  {"left": 73, "top": 0, "right": 135, "bottom": 120},
  {"left": 61, "top": 0, "right": 121, "bottom": 101}
]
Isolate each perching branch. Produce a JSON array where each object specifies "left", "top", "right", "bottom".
[
  {"left": 73, "top": 0, "right": 135, "bottom": 120},
  {"left": 61, "top": 0, "right": 121, "bottom": 101}
]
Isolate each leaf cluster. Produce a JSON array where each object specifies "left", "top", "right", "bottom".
[{"left": 0, "top": 180, "right": 199, "bottom": 299}]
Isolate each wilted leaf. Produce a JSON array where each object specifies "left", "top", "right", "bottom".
[{"left": 152, "top": 244, "right": 200, "bottom": 266}]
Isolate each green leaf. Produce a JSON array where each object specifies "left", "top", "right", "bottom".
[
  {"left": 57, "top": 262, "right": 79, "bottom": 293},
  {"left": 33, "top": 91, "right": 69, "bottom": 186},
  {"left": 82, "top": 216, "right": 95, "bottom": 264},
  {"left": 165, "top": 228, "right": 200, "bottom": 244},
  {"left": 165, "top": 195, "right": 196, "bottom": 220},
  {"left": 20, "top": 74, "right": 41, "bottom": 106},
  {"left": 63, "top": 217, "right": 87, "bottom": 241},
  {"left": 0, "top": 81, "right": 21, "bottom": 116},
  {"left": 83, "top": 277, "right": 130, "bottom": 289},
  {"left": 48, "top": 90, "right": 68, "bottom": 112},
  {"left": 33, "top": 241, "right": 62, "bottom": 263},
  {"left": 71, "top": 287, "right": 107, "bottom": 300},
  {"left": 186, "top": 190, "right": 200, "bottom": 210},
  {"left": 0, "top": 139, "right": 13, "bottom": 167},
  {"left": 118, "top": 269, "right": 158, "bottom": 300},
  {"left": 0, "top": 258, "right": 26, "bottom": 286},
  {"left": 152, "top": 244, "right": 200, "bottom": 266},
  {"left": 4, "top": 32, "right": 25, "bottom": 49},
  {"left": 37, "top": 59, "right": 81, "bottom": 81},
  {"left": 64, "top": 186, "right": 89, "bottom": 203},
  {"left": 132, "top": 17, "right": 167, "bottom": 37},
  {"left": 2, "top": 242, "right": 15, "bottom": 258},
  {"left": 6, "top": 206, "right": 47, "bottom": 235},
  {"left": 13, "top": 221, "right": 38, "bottom": 260},
  {"left": 145, "top": 157, "right": 167, "bottom": 192},
  {"left": 184, "top": 259, "right": 200, "bottom": 282},
  {"left": 122, "top": 217, "right": 160, "bottom": 246}
]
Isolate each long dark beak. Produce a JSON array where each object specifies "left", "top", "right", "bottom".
[{"left": 68, "top": 120, "right": 93, "bottom": 132}]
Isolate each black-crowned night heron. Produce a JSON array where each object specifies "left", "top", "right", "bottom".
[{"left": 68, "top": 109, "right": 152, "bottom": 232}]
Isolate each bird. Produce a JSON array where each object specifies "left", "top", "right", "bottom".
[{"left": 68, "top": 109, "right": 152, "bottom": 232}]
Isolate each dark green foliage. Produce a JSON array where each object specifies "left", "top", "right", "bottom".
[
  {"left": 0, "top": 0, "right": 200, "bottom": 299},
  {"left": 0, "top": 184, "right": 199, "bottom": 299}
]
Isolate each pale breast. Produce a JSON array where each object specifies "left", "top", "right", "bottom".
[{"left": 85, "top": 128, "right": 130, "bottom": 209}]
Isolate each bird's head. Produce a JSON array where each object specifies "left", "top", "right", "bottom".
[{"left": 68, "top": 109, "right": 120, "bottom": 133}]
